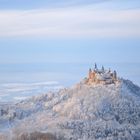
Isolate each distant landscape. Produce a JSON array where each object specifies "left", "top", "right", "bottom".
[
  {"left": 0, "top": 62, "right": 140, "bottom": 102},
  {"left": 0, "top": 0, "right": 140, "bottom": 139}
]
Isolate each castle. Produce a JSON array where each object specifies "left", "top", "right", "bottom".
[{"left": 86, "top": 63, "right": 118, "bottom": 85}]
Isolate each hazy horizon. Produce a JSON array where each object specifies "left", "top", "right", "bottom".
[{"left": 0, "top": 0, "right": 140, "bottom": 101}]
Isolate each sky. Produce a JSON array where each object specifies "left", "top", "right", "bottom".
[{"left": 0, "top": 0, "right": 140, "bottom": 85}]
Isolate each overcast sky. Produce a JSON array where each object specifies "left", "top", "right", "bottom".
[{"left": 0, "top": 0, "right": 140, "bottom": 64}]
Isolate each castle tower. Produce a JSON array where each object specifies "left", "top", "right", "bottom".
[
  {"left": 108, "top": 68, "right": 111, "bottom": 73},
  {"left": 102, "top": 66, "right": 105, "bottom": 73},
  {"left": 94, "top": 63, "right": 98, "bottom": 72},
  {"left": 88, "top": 68, "right": 92, "bottom": 79},
  {"left": 94, "top": 63, "right": 97, "bottom": 69},
  {"left": 113, "top": 70, "right": 117, "bottom": 80}
]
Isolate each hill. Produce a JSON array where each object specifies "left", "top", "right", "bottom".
[{"left": 0, "top": 66, "right": 140, "bottom": 140}]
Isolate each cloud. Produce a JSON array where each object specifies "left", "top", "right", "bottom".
[{"left": 0, "top": 5, "right": 140, "bottom": 38}]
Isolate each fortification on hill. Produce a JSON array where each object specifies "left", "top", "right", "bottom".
[{"left": 86, "top": 63, "right": 118, "bottom": 85}]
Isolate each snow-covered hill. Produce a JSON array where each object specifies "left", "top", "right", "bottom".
[{"left": 0, "top": 79, "right": 140, "bottom": 140}]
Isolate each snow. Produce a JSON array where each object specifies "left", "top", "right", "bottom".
[
  {"left": 0, "top": 79, "right": 140, "bottom": 139},
  {"left": 0, "top": 81, "right": 63, "bottom": 102}
]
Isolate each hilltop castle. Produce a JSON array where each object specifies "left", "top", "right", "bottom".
[{"left": 86, "top": 63, "right": 118, "bottom": 85}]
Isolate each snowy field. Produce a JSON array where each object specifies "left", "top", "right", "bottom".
[{"left": 0, "top": 81, "right": 63, "bottom": 103}]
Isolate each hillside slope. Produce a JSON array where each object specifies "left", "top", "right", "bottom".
[{"left": 0, "top": 79, "right": 140, "bottom": 140}]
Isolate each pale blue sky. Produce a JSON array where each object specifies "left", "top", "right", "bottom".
[
  {"left": 0, "top": 0, "right": 139, "bottom": 64},
  {"left": 0, "top": 0, "right": 140, "bottom": 85},
  {"left": 0, "top": 0, "right": 140, "bottom": 9},
  {"left": 0, "top": 38, "right": 140, "bottom": 64}
]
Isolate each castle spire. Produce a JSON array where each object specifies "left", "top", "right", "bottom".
[
  {"left": 113, "top": 70, "right": 117, "bottom": 80},
  {"left": 89, "top": 68, "right": 92, "bottom": 73},
  {"left": 102, "top": 65, "right": 105, "bottom": 73},
  {"left": 88, "top": 68, "right": 92, "bottom": 79},
  {"left": 108, "top": 68, "right": 111, "bottom": 73},
  {"left": 94, "top": 63, "right": 97, "bottom": 70}
]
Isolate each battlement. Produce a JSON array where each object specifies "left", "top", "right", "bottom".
[{"left": 86, "top": 63, "right": 118, "bottom": 85}]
